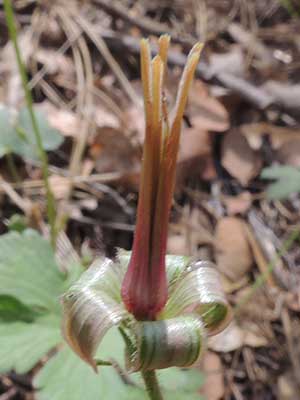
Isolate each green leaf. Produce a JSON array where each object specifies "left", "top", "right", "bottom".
[
  {"left": 164, "top": 391, "right": 204, "bottom": 400},
  {"left": 0, "top": 314, "right": 61, "bottom": 374},
  {"left": 0, "top": 230, "right": 66, "bottom": 313},
  {"left": 261, "top": 166, "right": 300, "bottom": 199},
  {"left": 0, "top": 295, "right": 37, "bottom": 322},
  {"left": 16, "top": 107, "right": 63, "bottom": 159},
  {"left": 0, "top": 107, "right": 18, "bottom": 157},
  {"left": 157, "top": 367, "right": 204, "bottom": 393},
  {"left": 34, "top": 343, "right": 141, "bottom": 400},
  {"left": 0, "top": 106, "right": 63, "bottom": 160},
  {"left": 6, "top": 213, "right": 28, "bottom": 232}
]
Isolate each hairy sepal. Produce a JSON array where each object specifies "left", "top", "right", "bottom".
[
  {"left": 62, "top": 252, "right": 231, "bottom": 372},
  {"left": 125, "top": 315, "right": 205, "bottom": 372},
  {"left": 62, "top": 258, "right": 130, "bottom": 371},
  {"left": 161, "top": 259, "right": 232, "bottom": 335}
]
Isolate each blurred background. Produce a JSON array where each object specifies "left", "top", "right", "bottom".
[{"left": 0, "top": 0, "right": 300, "bottom": 399}]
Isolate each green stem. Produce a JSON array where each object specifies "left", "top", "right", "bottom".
[
  {"left": 6, "top": 153, "right": 21, "bottom": 183},
  {"left": 4, "top": 0, "right": 57, "bottom": 247},
  {"left": 118, "top": 327, "right": 164, "bottom": 400},
  {"left": 141, "top": 370, "right": 164, "bottom": 400}
]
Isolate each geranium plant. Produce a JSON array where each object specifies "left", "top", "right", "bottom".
[{"left": 62, "top": 35, "right": 231, "bottom": 400}]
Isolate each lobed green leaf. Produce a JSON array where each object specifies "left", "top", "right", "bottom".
[
  {"left": 0, "top": 230, "right": 66, "bottom": 314},
  {"left": 0, "top": 106, "right": 63, "bottom": 160},
  {"left": 0, "top": 314, "right": 61, "bottom": 374},
  {"left": 261, "top": 165, "right": 300, "bottom": 199}
]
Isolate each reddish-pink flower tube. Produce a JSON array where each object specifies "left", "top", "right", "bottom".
[{"left": 121, "top": 36, "right": 203, "bottom": 320}]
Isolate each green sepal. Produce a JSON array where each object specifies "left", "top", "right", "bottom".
[
  {"left": 125, "top": 315, "right": 205, "bottom": 372},
  {"left": 61, "top": 257, "right": 131, "bottom": 370},
  {"left": 160, "top": 260, "right": 232, "bottom": 335},
  {"left": 61, "top": 252, "right": 231, "bottom": 371}
]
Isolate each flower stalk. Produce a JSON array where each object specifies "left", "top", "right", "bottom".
[{"left": 142, "top": 370, "right": 164, "bottom": 400}]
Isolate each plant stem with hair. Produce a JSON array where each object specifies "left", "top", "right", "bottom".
[
  {"left": 141, "top": 370, "right": 164, "bottom": 400},
  {"left": 4, "top": 0, "right": 57, "bottom": 247}
]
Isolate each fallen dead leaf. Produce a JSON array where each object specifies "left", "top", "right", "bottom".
[
  {"left": 200, "top": 351, "right": 224, "bottom": 400},
  {"left": 285, "top": 291, "right": 300, "bottom": 312},
  {"left": 179, "top": 126, "right": 211, "bottom": 162},
  {"left": 240, "top": 122, "right": 300, "bottom": 150},
  {"left": 215, "top": 217, "right": 253, "bottom": 281},
  {"left": 208, "top": 321, "right": 268, "bottom": 352},
  {"left": 91, "top": 127, "right": 139, "bottom": 174},
  {"left": 220, "top": 274, "right": 250, "bottom": 294},
  {"left": 189, "top": 80, "right": 229, "bottom": 132},
  {"left": 221, "top": 130, "right": 263, "bottom": 185},
  {"left": 276, "top": 139, "right": 300, "bottom": 167}
]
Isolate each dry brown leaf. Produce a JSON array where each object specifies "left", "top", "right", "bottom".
[
  {"left": 240, "top": 122, "right": 300, "bottom": 150},
  {"left": 215, "top": 217, "right": 253, "bottom": 281},
  {"left": 220, "top": 274, "right": 250, "bottom": 294},
  {"left": 179, "top": 127, "right": 211, "bottom": 162},
  {"left": 221, "top": 130, "right": 262, "bottom": 185},
  {"left": 276, "top": 139, "right": 300, "bottom": 167},
  {"left": 223, "top": 191, "right": 252, "bottom": 215},
  {"left": 189, "top": 80, "right": 229, "bottom": 132},
  {"left": 175, "top": 127, "right": 215, "bottom": 184},
  {"left": 208, "top": 322, "right": 268, "bottom": 352},
  {"left": 91, "top": 127, "right": 139, "bottom": 174},
  {"left": 285, "top": 291, "right": 300, "bottom": 312},
  {"left": 200, "top": 352, "right": 224, "bottom": 400},
  {"left": 235, "top": 285, "right": 279, "bottom": 323}
]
